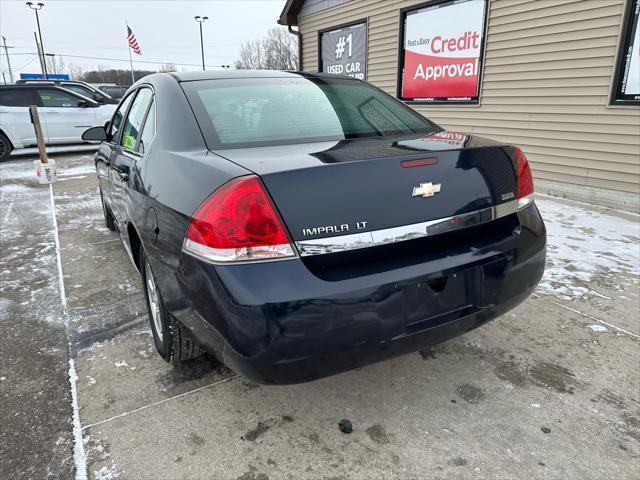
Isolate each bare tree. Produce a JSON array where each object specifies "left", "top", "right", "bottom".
[
  {"left": 235, "top": 27, "right": 298, "bottom": 70},
  {"left": 263, "top": 28, "right": 298, "bottom": 70},
  {"left": 43, "top": 55, "right": 84, "bottom": 79},
  {"left": 45, "top": 55, "right": 65, "bottom": 75},
  {"left": 236, "top": 39, "right": 263, "bottom": 70},
  {"left": 67, "top": 62, "right": 84, "bottom": 80},
  {"left": 159, "top": 63, "right": 177, "bottom": 72},
  {"left": 81, "top": 68, "right": 155, "bottom": 85}
]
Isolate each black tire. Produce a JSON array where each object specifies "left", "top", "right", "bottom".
[
  {"left": 0, "top": 132, "right": 13, "bottom": 161},
  {"left": 140, "top": 248, "right": 205, "bottom": 364},
  {"left": 99, "top": 187, "right": 116, "bottom": 231}
]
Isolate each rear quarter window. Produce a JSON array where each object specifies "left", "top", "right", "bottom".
[
  {"left": 120, "top": 88, "right": 153, "bottom": 150},
  {"left": 0, "top": 89, "right": 34, "bottom": 107}
]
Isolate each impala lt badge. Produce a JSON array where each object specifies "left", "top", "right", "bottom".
[{"left": 412, "top": 182, "right": 442, "bottom": 198}]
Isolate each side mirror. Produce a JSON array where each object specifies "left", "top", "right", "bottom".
[
  {"left": 93, "top": 94, "right": 104, "bottom": 103},
  {"left": 78, "top": 100, "right": 91, "bottom": 108},
  {"left": 82, "top": 126, "right": 107, "bottom": 142}
]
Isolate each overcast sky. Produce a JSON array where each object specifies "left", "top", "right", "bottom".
[{"left": 0, "top": 0, "right": 287, "bottom": 79}]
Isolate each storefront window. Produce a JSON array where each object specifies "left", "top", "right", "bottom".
[
  {"left": 612, "top": 0, "right": 640, "bottom": 105},
  {"left": 319, "top": 20, "right": 367, "bottom": 80},
  {"left": 397, "top": 0, "right": 488, "bottom": 104}
]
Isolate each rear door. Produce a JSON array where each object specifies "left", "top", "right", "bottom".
[
  {"left": 108, "top": 87, "right": 153, "bottom": 226},
  {"left": 0, "top": 88, "right": 40, "bottom": 147},
  {"left": 34, "top": 88, "right": 98, "bottom": 144},
  {"left": 96, "top": 91, "right": 134, "bottom": 205}
]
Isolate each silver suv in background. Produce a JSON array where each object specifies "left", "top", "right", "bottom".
[
  {"left": 96, "top": 85, "right": 130, "bottom": 101},
  {"left": 16, "top": 79, "right": 119, "bottom": 105},
  {"left": 0, "top": 84, "right": 116, "bottom": 160}
]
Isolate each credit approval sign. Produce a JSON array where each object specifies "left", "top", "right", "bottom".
[{"left": 399, "top": 0, "right": 487, "bottom": 103}]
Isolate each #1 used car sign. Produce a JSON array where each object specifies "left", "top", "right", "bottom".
[
  {"left": 320, "top": 21, "right": 367, "bottom": 80},
  {"left": 399, "top": 0, "right": 487, "bottom": 103}
]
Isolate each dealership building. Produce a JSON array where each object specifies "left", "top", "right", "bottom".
[{"left": 279, "top": 0, "right": 640, "bottom": 211}]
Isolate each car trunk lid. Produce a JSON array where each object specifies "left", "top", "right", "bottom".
[{"left": 212, "top": 131, "right": 520, "bottom": 243}]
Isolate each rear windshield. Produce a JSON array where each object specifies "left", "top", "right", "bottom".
[{"left": 182, "top": 76, "right": 440, "bottom": 149}]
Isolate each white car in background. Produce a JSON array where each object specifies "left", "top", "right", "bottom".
[{"left": 0, "top": 85, "right": 116, "bottom": 161}]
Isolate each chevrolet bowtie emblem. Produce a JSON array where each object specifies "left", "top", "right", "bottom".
[{"left": 412, "top": 182, "right": 442, "bottom": 198}]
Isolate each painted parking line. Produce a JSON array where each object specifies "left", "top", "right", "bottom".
[
  {"left": 548, "top": 299, "right": 640, "bottom": 339},
  {"left": 49, "top": 183, "right": 88, "bottom": 480},
  {"left": 81, "top": 375, "right": 239, "bottom": 431},
  {"left": 531, "top": 292, "right": 640, "bottom": 339},
  {"left": 59, "top": 238, "right": 120, "bottom": 251}
]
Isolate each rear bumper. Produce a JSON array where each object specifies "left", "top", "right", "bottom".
[{"left": 173, "top": 204, "right": 546, "bottom": 384}]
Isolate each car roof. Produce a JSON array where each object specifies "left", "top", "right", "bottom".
[
  {"left": 169, "top": 69, "right": 344, "bottom": 82},
  {"left": 0, "top": 84, "right": 70, "bottom": 89},
  {"left": 0, "top": 84, "right": 100, "bottom": 103},
  {"left": 16, "top": 79, "right": 84, "bottom": 84}
]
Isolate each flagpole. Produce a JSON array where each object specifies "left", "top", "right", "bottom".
[
  {"left": 128, "top": 44, "right": 135, "bottom": 84},
  {"left": 127, "top": 21, "right": 134, "bottom": 84}
]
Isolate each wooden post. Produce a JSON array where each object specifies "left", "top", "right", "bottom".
[{"left": 29, "top": 105, "right": 48, "bottom": 164}]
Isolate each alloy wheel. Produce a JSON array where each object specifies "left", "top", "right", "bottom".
[{"left": 145, "top": 259, "right": 163, "bottom": 342}]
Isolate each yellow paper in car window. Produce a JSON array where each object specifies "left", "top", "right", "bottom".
[
  {"left": 123, "top": 133, "right": 135, "bottom": 149},
  {"left": 40, "top": 95, "right": 51, "bottom": 100}
]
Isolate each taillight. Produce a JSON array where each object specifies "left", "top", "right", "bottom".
[
  {"left": 515, "top": 147, "right": 534, "bottom": 210},
  {"left": 183, "top": 175, "right": 296, "bottom": 263}
]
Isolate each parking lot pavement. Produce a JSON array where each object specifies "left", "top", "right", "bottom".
[{"left": 1, "top": 153, "right": 639, "bottom": 480}]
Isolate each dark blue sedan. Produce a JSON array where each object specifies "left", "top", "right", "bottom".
[{"left": 82, "top": 70, "right": 546, "bottom": 384}]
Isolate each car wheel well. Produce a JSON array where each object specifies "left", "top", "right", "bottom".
[
  {"left": 0, "top": 129, "right": 12, "bottom": 144},
  {"left": 127, "top": 223, "right": 142, "bottom": 273},
  {"left": 0, "top": 129, "right": 14, "bottom": 159}
]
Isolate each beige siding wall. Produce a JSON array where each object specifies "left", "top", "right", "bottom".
[{"left": 299, "top": 0, "right": 640, "bottom": 193}]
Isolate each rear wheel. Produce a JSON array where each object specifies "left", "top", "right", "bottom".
[
  {"left": 99, "top": 187, "right": 116, "bottom": 231},
  {"left": 0, "top": 132, "right": 13, "bottom": 161},
  {"left": 140, "top": 248, "right": 204, "bottom": 364}
]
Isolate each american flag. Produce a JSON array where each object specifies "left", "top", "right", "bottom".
[{"left": 127, "top": 26, "right": 141, "bottom": 55}]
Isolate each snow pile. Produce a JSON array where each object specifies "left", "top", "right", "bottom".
[{"left": 536, "top": 195, "right": 640, "bottom": 300}]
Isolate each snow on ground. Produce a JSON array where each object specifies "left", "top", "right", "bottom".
[
  {"left": 0, "top": 159, "right": 37, "bottom": 180},
  {"left": 57, "top": 163, "right": 96, "bottom": 177},
  {"left": 94, "top": 464, "right": 119, "bottom": 480},
  {"left": 0, "top": 154, "right": 94, "bottom": 181},
  {"left": 9, "top": 144, "right": 98, "bottom": 158},
  {"left": 0, "top": 168, "right": 63, "bottom": 326},
  {"left": 536, "top": 195, "right": 640, "bottom": 300}
]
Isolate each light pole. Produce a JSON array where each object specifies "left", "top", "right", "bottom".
[
  {"left": 194, "top": 16, "right": 208, "bottom": 71},
  {"left": 1, "top": 36, "right": 14, "bottom": 83},
  {"left": 26, "top": 2, "right": 48, "bottom": 79}
]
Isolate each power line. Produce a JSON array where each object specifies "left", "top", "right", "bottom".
[
  {"left": 3, "top": 51, "right": 233, "bottom": 68},
  {"left": 10, "top": 56, "right": 37, "bottom": 71}
]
